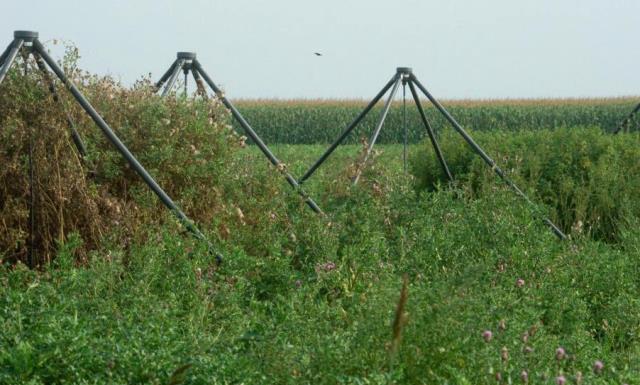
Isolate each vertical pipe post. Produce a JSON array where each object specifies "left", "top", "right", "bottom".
[
  {"left": 27, "top": 61, "right": 36, "bottom": 268},
  {"left": 28, "top": 126, "right": 36, "bottom": 268},
  {"left": 22, "top": 52, "right": 28, "bottom": 76},
  {"left": 402, "top": 79, "right": 407, "bottom": 172}
]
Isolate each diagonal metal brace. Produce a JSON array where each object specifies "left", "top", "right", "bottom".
[
  {"left": 191, "top": 60, "right": 325, "bottom": 215},
  {"left": 410, "top": 74, "right": 566, "bottom": 240}
]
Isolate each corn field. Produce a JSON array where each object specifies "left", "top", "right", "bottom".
[{"left": 232, "top": 98, "right": 638, "bottom": 144}]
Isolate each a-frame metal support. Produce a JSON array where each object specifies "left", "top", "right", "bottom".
[
  {"left": 299, "top": 67, "right": 567, "bottom": 240},
  {"left": 156, "top": 52, "right": 324, "bottom": 215}
]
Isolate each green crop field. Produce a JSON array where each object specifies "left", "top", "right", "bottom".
[
  {"left": 1, "top": 58, "right": 640, "bottom": 384},
  {"left": 231, "top": 98, "right": 640, "bottom": 144}
]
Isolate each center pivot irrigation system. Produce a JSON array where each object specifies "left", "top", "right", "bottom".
[
  {"left": 298, "top": 67, "right": 567, "bottom": 240},
  {"left": 154, "top": 52, "right": 324, "bottom": 215},
  {"left": 0, "top": 31, "right": 222, "bottom": 266}
]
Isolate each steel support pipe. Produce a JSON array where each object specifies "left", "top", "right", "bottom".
[
  {"left": 155, "top": 59, "right": 178, "bottom": 91},
  {"left": 191, "top": 60, "right": 324, "bottom": 214},
  {"left": 183, "top": 71, "right": 188, "bottom": 95},
  {"left": 402, "top": 81, "right": 408, "bottom": 172},
  {"left": 0, "top": 41, "right": 13, "bottom": 68},
  {"left": 162, "top": 59, "right": 185, "bottom": 97},
  {"left": 411, "top": 75, "right": 566, "bottom": 240},
  {"left": 191, "top": 69, "right": 208, "bottom": 98},
  {"left": 407, "top": 80, "right": 453, "bottom": 182},
  {"left": 0, "top": 39, "right": 24, "bottom": 85}
]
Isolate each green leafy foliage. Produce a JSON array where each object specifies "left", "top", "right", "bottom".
[
  {"left": 1, "top": 175, "right": 639, "bottom": 383},
  {"left": 411, "top": 127, "right": 640, "bottom": 242}
]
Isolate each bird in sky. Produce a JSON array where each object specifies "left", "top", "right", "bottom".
[{"left": 314, "top": 52, "right": 322, "bottom": 56}]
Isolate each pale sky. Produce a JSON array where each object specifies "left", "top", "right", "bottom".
[{"left": 3, "top": 0, "right": 639, "bottom": 99}]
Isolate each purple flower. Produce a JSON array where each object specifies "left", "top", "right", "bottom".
[
  {"left": 294, "top": 279, "right": 302, "bottom": 288},
  {"left": 555, "top": 375, "right": 566, "bottom": 385},
  {"left": 482, "top": 330, "right": 493, "bottom": 342},
  {"left": 316, "top": 262, "right": 337, "bottom": 273},
  {"left": 555, "top": 347, "right": 566, "bottom": 360},
  {"left": 516, "top": 278, "right": 525, "bottom": 287},
  {"left": 593, "top": 360, "right": 604, "bottom": 374}
]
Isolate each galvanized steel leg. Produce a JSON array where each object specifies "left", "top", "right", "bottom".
[
  {"left": 191, "top": 61, "right": 324, "bottom": 215},
  {"left": 183, "top": 71, "right": 188, "bottom": 96},
  {"left": 0, "top": 41, "right": 13, "bottom": 67},
  {"left": 27, "top": 65, "right": 36, "bottom": 268},
  {"left": 0, "top": 39, "right": 24, "bottom": 85},
  {"left": 191, "top": 69, "right": 208, "bottom": 98},
  {"left": 162, "top": 59, "right": 184, "bottom": 97},
  {"left": 155, "top": 59, "right": 178, "bottom": 91},
  {"left": 411, "top": 75, "right": 566, "bottom": 240},
  {"left": 407, "top": 80, "right": 453, "bottom": 182},
  {"left": 402, "top": 80, "right": 408, "bottom": 173}
]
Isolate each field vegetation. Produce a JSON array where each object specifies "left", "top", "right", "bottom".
[{"left": 0, "top": 56, "right": 639, "bottom": 384}]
